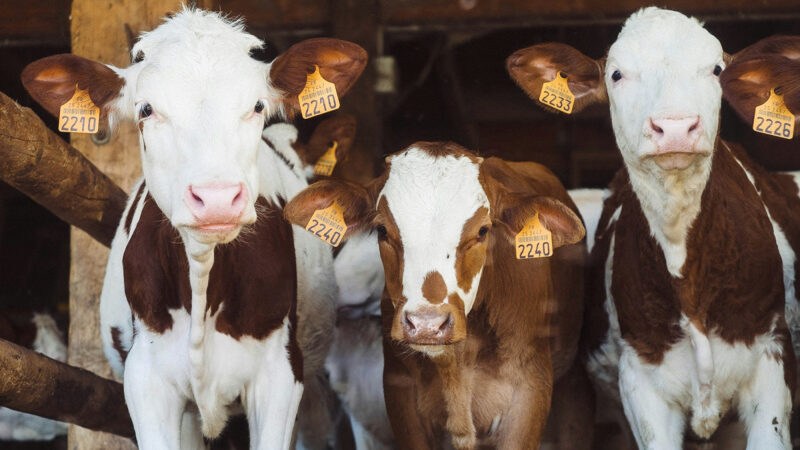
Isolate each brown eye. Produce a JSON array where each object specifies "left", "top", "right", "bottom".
[
  {"left": 376, "top": 224, "right": 387, "bottom": 241},
  {"left": 139, "top": 103, "right": 153, "bottom": 119},
  {"left": 713, "top": 65, "right": 722, "bottom": 76},
  {"left": 477, "top": 226, "right": 489, "bottom": 240},
  {"left": 254, "top": 100, "right": 265, "bottom": 113},
  {"left": 611, "top": 70, "right": 622, "bottom": 82}
]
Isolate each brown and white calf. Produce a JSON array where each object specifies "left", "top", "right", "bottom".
[
  {"left": 22, "top": 8, "right": 365, "bottom": 449},
  {"left": 509, "top": 7, "right": 800, "bottom": 449},
  {"left": 285, "top": 141, "right": 591, "bottom": 449}
]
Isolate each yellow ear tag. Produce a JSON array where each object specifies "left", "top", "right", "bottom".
[
  {"left": 306, "top": 200, "right": 346, "bottom": 247},
  {"left": 515, "top": 212, "right": 553, "bottom": 260},
  {"left": 299, "top": 65, "right": 340, "bottom": 119},
  {"left": 58, "top": 85, "right": 100, "bottom": 134},
  {"left": 538, "top": 72, "right": 575, "bottom": 114},
  {"left": 313, "top": 141, "right": 339, "bottom": 176},
  {"left": 753, "top": 89, "right": 795, "bottom": 140}
]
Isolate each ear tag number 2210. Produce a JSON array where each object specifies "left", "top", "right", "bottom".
[
  {"left": 306, "top": 201, "right": 346, "bottom": 247},
  {"left": 59, "top": 86, "right": 100, "bottom": 134},
  {"left": 299, "top": 66, "right": 340, "bottom": 119},
  {"left": 515, "top": 212, "right": 552, "bottom": 260},
  {"left": 538, "top": 72, "right": 575, "bottom": 114},
  {"left": 753, "top": 89, "right": 795, "bottom": 140}
]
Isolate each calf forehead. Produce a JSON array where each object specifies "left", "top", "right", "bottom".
[
  {"left": 609, "top": 8, "right": 721, "bottom": 69},
  {"left": 380, "top": 148, "right": 488, "bottom": 251}
]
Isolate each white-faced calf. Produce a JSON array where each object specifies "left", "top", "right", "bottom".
[
  {"left": 509, "top": 7, "right": 800, "bottom": 449},
  {"left": 285, "top": 142, "right": 591, "bottom": 449},
  {"left": 22, "top": 8, "right": 366, "bottom": 449}
]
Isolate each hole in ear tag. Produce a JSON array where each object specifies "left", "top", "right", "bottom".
[
  {"left": 515, "top": 212, "right": 552, "bottom": 260},
  {"left": 538, "top": 72, "right": 574, "bottom": 114},
  {"left": 313, "top": 141, "right": 339, "bottom": 176},
  {"left": 299, "top": 65, "right": 340, "bottom": 119},
  {"left": 753, "top": 88, "right": 795, "bottom": 140},
  {"left": 305, "top": 200, "right": 346, "bottom": 247},
  {"left": 58, "top": 85, "right": 100, "bottom": 134}
]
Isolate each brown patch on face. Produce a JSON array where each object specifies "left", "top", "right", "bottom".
[
  {"left": 447, "top": 293, "right": 468, "bottom": 343},
  {"left": 387, "top": 141, "right": 482, "bottom": 164},
  {"left": 376, "top": 196, "right": 405, "bottom": 308},
  {"left": 421, "top": 271, "right": 446, "bottom": 304},
  {"left": 455, "top": 207, "right": 490, "bottom": 294},
  {"left": 110, "top": 327, "right": 129, "bottom": 363}
]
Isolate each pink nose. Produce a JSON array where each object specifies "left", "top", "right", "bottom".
[
  {"left": 649, "top": 116, "right": 702, "bottom": 151},
  {"left": 184, "top": 183, "right": 247, "bottom": 225},
  {"left": 402, "top": 308, "right": 454, "bottom": 345}
]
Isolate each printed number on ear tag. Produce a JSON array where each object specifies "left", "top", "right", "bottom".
[
  {"left": 313, "top": 141, "right": 338, "bottom": 176},
  {"left": 306, "top": 201, "right": 346, "bottom": 247},
  {"left": 299, "top": 65, "right": 340, "bottom": 119},
  {"left": 515, "top": 212, "right": 552, "bottom": 260},
  {"left": 59, "top": 85, "right": 100, "bottom": 134},
  {"left": 538, "top": 72, "right": 575, "bottom": 114},
  {"left": 753, "top": 89, "right": 795, "bottom": 140}
]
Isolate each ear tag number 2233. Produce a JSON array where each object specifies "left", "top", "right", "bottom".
[
  {"left": 306, "top": 201, "right": 346, "bottom": 247},
  {"left": 59, "top": 86, "right": 100, "bottom": 134},
  {"left": 299, "top": 65, "right": 340, "bottom": 119},
  {"left": 515, "top": 212, "right": 552, "bottom": 260},
  {"left": 753, "top": 89, "right": 795, "bottom": 140},
  {"left": 538, "top": 72, "right": 575, "bottom": 114}
]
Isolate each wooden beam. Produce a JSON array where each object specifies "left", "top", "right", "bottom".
[
  {"left": 68, "top": 1, "right": 183, "bottom": 448},
  {"left": 0, "top": 92, "right": 126, "bottom": 247},
  {"left": 0, "top": 338, "right": 134, "bottom": 438}
]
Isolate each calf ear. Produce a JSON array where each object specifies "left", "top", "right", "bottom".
[
  {"left": 21, "top": 54, "right": 125, "bottom": 120},
  {"left": 506, "top": 43, "right": 607, "bottom": 114},
  {"left": 270, "top": 38, "right": 367, "bottom": 117},
  {"left": 284, "top": 179, "right": 373, "bottom": 240},
  {"left": 721, "top": 36, "right": 800, "bottom": 131},
  {"left": 305, "top": 113, "right": 358, "bottom": 165},
  {"left": 496, "top": 194, "right": 585, "bottom": 249}
]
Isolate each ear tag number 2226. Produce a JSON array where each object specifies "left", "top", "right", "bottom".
[
  {"left": 306, "top": 201, "right": 346, "bottom": 247},
  {"left": 515, "top": 212, "right": 552, "bottom": 260},
  {"left": 59, "top": 86, "right": 100, "bottom": 134},
  {"left": 299, "top": 66, "right": 340, "bottom": 119},
  {"left": 753, "top": 89, "right": 795, "bottom": 140},
  {"left": 538, "top": 72, "right": 575, "bottom": 114}
]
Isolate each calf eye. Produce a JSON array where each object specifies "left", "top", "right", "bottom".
[
  {"left": 611, "top": 70, "right": 622, "bottom": 82},
  {"left": 713, "top": 65, "right": 722, "bottom": 76},
  {"left": 139, "top": 103, "right": 153, "bottom": 119},
  {"left": 478, "top": 226, "right": 489, "bottom": 239},
  {"left": 376, "top": 224, "right": 388, "bottom": 240},
  {"left": 254, "top": 100, "right": 265, "bottom": 114}
]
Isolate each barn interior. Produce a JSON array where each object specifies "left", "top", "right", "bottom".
[{"left": 1, "top": 1, "right": 799, "bottom": 449}]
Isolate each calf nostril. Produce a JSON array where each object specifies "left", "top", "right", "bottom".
[
  {"left": 403, "top": 312, "right": 416, "bottom": 331},
  {"left": 650, "top": 120, "right": 663, "bottom": 135},
  {"left": 190, "top": 190, "right": 204, "bottom": 206},
  {"left": 688, "top": 120, "right": 700, "bottom": 133},
  {"left": 439, "top": 314, "right": 453, "bottom": 333}
]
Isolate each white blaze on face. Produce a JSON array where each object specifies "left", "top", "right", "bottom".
[
  {"left": 114, "top": 9, "right": 278, "bottom": 237},
  {"left": 605, "top": 7, "right": 724, "bottom": 169},
  {"left": 379, "top": 148, "right": 489, "bottom": 316}
]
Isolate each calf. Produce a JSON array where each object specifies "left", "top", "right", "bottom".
[
  {"left": 508, "top": 7, "right": 800, "bottom": 449},
  {"left": 22, "top": 8, "right": 365, "bottom": 449},
  {"left": 285, "top": 141, "right": 590, "bottom": 449}
]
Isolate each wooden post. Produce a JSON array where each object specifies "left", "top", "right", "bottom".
[
  {"left": 68, "top": 1, "right": 181, "bottom": 448},
  {"left": 0, "top": 338, "right": 134, "bottom": 437}
]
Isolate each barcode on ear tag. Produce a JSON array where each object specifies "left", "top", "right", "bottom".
[
  {"left": 515, "top": 212, "right": 552, "bottom": 259},
  {"left": 313, "top": 141, "right": 338, "bottom": 176},
  {"left": 299, "top": 65, "right": 340, "bottom": 119},
  {"left": 59, "top": 85, "right": 100, "bottom": 134},
  {"left": 305, "top": 201, "right": 346, "bottom": 247},
  {"left": 753, "top": 89, "right": 795, "bottom": 140},
  {"left": 538, "top": 72, "right": 575, "bottom": 114}
]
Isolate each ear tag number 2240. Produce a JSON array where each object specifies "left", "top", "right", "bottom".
[
  {"left": 306, "top": 201, "right": 346, "bottom": 247},
  {"left": 299, "top": 66, "right": 340, "bottom": 119},
  {"left": 753, "top": 88, "right": 795, "bottom": 140},
  {"left": 538, "top": 72, "right": 575, "bottom": 114},
  {"left": 515, "top": 212, "right": 553, "bottom": 260},
  {"left": 59, "top": 86, "right": 100, "bottom": 134}
]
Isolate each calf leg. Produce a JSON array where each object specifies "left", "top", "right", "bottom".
[
  {"left": 549, "top": 361, "right": 594, "bottom": 450},
  {"left": 124, "top": 340, "right": 187, "bottom": 450},
  {"left": 738, "top": 352, "right": 792, "bottom": 449},
  {"left": 618, "top": 349, "right": 684, "bottom": 450}
]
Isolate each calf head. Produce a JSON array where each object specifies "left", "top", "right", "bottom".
[
  {"left": 509, "top": 7, "right": 725, "bottom": 173},
  {"left": 285, "top": 142, "right": 583, "bottom": 356},
  {"left": 22, "top": 8, "right": 366, "bottom": 244}
]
